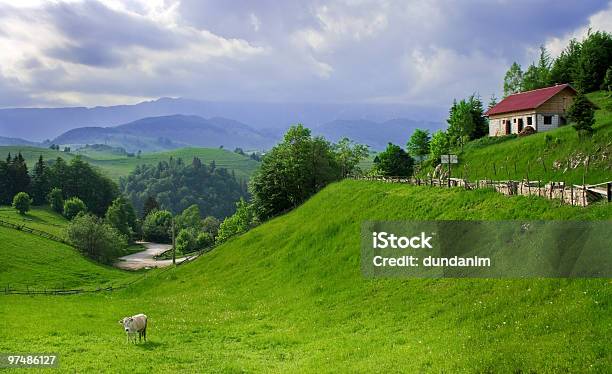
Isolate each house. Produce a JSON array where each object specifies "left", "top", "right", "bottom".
[{"left": 485, "top": 84, "right": 578, "bottom": 136}]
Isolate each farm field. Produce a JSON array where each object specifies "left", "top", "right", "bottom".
[
  {"left": 1, "top": 180, "right": 610, "bottom": 372},
  {"left": 420, "top": 91, "right": 612, "bottom": 185},
  {"left": 0, "top": 146, "right": 260, "bottom": 181}
]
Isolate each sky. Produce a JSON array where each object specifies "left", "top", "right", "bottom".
[{"left": 0, "top": 0, "right": 611, "bottom": 109}]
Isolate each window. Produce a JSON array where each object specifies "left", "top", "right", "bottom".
[
  {"left": 518, "top": 118, "right": 524, "bottom": 132},
  {"left": 543, "top": 115, "right": 552, "bottom": 125},
  {"left": 527, "top": 116, "right": 533, "bottom": 126},
  {"left": 513, "top": 118, "right": 516, "bottom": 123}
]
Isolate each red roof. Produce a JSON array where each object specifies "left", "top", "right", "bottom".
[{"left": 485, "top": 84, "right": 575, "bottom": 116}]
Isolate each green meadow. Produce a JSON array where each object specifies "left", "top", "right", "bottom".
[
  {"left": 0, "top": 146, "right": 260, "bottom": 181},
  {"left": 0, "top": 205, "right": 67, "bottom": 238},
  {"left": 1, "top": 180, "right": 610, "bottom": 372}
]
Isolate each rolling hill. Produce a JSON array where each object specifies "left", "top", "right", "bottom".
[
  {"left": 0, "top": 206, "right": 140, "bottom": 290},
  {"left": 0, "top": 146, "right": 260, "bottom": 181},
  {"left": 0, "top": 180, "right": 610, "bottom": 372},
  {"left": 422, "top": 91, "right": 612, "bottom": 185}
]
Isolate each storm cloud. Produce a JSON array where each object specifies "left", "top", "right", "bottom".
[{"left": 0, "top": 0, "right": 610, "bottom": 111}]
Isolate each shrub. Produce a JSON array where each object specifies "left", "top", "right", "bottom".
[
  {"left": 142, "top": 209, "right": 173, "bottom": 243},
  {"left": 12, "top": 192, "right": 32, "bottom": 215},
  {"left": 66, "top": 213, "right": 127, "bottom": 263},
  {"left": 217, "top": 199, "right": 255, "bottom": 243},
  {"left": 175, "top": 229, "right": 195, "bottom": 253},
  {"left": 63, "top": 197, "right": 87, "bottom": 220},
  {"left": 47, "top": 187, "right": 64, "bottom": 213},
  {"left": 196, "top": 232, "right": 214, "bottom": 248}
]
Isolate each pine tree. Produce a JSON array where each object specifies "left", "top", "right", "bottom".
[
  {"left": 567, "top": 92, "right": 595, "bottom": 138},
  {"left": 503, "top": 62, "right": 523, "bottom": 97},
  {"left": 31, "top": 155, "right": 50, "bottom": 205},
  {"left": 143, "top": 196, "right": 160, "bottom": 218}
]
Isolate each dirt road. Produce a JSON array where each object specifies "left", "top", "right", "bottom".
[{"left": 114, "top": 242, "right": 193, "bottom": 270}]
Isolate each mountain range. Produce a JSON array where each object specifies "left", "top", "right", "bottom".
[{"left": 0, "top": 98, "right": 446, "bottom": 151}]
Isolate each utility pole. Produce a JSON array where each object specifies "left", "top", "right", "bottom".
[{"left": 171, "top": 217, "right": 176, "bottom": 265}]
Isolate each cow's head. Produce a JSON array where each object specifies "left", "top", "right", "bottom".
[{"left": 119, "top": 317, "right": 135, "bottom": 333}]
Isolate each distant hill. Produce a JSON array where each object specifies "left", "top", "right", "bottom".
[
  {"left": 314, "top": 118, "right": 444, "bottom": 150},
  {"left": 52, "top": 114, "right": 272, "bottom": 152},
  {"left": 0, "top": 97, "right": 446, "bottom": 141},
  {"left": 0, "top": 145, "right": 259, "bottom": 182},
  {"left": 0, "top": 136, "right": 40, "bottom": 147}
]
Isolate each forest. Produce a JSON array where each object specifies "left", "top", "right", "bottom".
[{"left": 120, "top": 157, "right": 248, "bottom": 219}]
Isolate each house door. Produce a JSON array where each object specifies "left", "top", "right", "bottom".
[
  {"left": 505, "top": 120, "right": 511, "bottom": 135},
  {"left": 518, "top": 118, "right": 524, "bottom": 133}
]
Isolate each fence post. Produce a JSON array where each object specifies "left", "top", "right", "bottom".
[
  {"left": 608, "top": 182, "right": 612, "bottom": 203},
  {"left": 571, "top": 185, "right": 574, "bottom": 206}
]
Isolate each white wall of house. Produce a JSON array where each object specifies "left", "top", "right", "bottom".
[{"left": 537, "top": 114, "right": 559, "bottom": 132}]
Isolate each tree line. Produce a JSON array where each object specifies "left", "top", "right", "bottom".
[
  {"left": 120, "top": 156, "right": 248, "bottom": 218},
  {"left": 503, "top": 30, "right": 612, "bottom": 96},
  {"left": 1, "top": 154, "right": 117, "bottom": 215}
]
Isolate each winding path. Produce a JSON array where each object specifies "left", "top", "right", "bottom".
[{"left": 114, "top": 242, "right": 193, "bottom": 270}]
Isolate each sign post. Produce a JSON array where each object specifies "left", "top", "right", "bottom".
[{"left": 441, "top": 154, "right": 458, "bottom": 187}]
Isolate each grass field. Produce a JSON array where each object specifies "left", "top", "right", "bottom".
[
  {"left": 0, "top": 226, "right": 140, "bottom": 290},
  {"left": 0, "top": 146, "right": 260, "bottom": 181},
  {"left": 0, "top": 206, "right": 68, "bottom": 238},
  {"left": 419, "top": 91, "right": 612, "bottom": 185},
  {"left": 1, "top": 180, "right": 610, "bottom": 372}
]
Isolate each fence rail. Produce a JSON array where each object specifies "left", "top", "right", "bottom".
[
  {"left": 0, "top": 218, "right": 69, "bottom": 244},
  {"left": 356, "top": 176, "right": 612, "bottom": 206}
]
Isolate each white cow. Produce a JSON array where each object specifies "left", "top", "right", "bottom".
[{"left": 118, "top": 314, "right": 148, "bottom": 343}]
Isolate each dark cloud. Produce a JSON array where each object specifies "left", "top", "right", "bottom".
[{"left": 0, "top": 0, "right": 610, "bottom": 108}]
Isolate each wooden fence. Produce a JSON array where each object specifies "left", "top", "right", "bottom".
[
  {"left": 0, "top": 219, "right": 69, "bottom": 244},
  {"left": 357, "top": 176, "right": 612, "bottom": 207}
]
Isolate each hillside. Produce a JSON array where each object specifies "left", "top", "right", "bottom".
[
  {"left": 0, "top": 225, "right": 138, "bottom": 290},
  {"left": 0, "top": 146, "right": 259, "bottom": 181},
  {"left": 0, "top": 206, "right": 68, "bottom": 238},
  {"left": 1, "top": 180, "right": 610, "bottom": 372},
  {"left": 425, "top": 91, "right": 612, "bottom": 185}
]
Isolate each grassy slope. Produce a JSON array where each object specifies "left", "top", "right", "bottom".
[
  {"left": 0, "top": 146, "right": 260, "bottom": 181},
  {"left": 421, "top": 91, "right": 612, "bottom": 185},
  {"left": 1, "top": 180, "right": 610, "bottom": 372},
  {"left": 0, "top": 226, "right": 137, "bottom": 290},
  {"left": 0, "top": 206, "right": 68, "bottom": 237}
]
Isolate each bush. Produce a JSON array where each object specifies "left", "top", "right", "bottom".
[
  {"left": 217, "top": 199, "right": 255, "bottom": 243},
  {"left": 196, "top": 232, "right": 214, "bottom": 248},
  {"left": 142, "top": 209, "right": 173, "bottom": 243},
  {"left": 105, "top": 196, "right": 138, "bottom": 242},
  {"left": 175, "top": 229, "right": 195, "bottom": 253},
  {"left": 374, "top": 143, "right": 414, "bottom": 176},
  {"left": 202, "top": 216, "right": 220, "bottom": 239},
  {"left": 66, "top": 213, "right": 127, "bottom": 263},
  {"left": 63, "top": 197, "right": 87, "bottom": 220},
  {"left": 47, "top": 187, "right": 64, "bottom": 213},
  {"left": 12, "top": 192, "right": 32, "bottom": 215}
]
